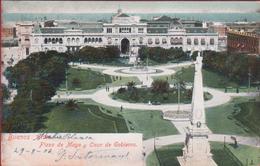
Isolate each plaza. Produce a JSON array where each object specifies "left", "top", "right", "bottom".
[{"left": 2, "top": 2, "right": 260, "bottom": 165}]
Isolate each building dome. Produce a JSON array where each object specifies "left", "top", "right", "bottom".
[{"left": 169, "top": 19, "right": 184, "bottom": 29}]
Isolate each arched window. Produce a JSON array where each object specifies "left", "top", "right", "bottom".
[
  {"left": 44, "top": 38, "right": 48, "bottom": 44},
  {"left": 67, "top": 38, "right": 70, "bottom": 43},
  {"left": 84, "top": 38, "right": 88, "bottom": 43},
  {"left": 59, "top": 38, "right": 63, "bottom": 44},
  {"left": 56, "top": 38, "right": 59, "bottom": 43},
  {"left": 178, "top": 37, "right": 183, "bottom": 45},
  {"left": 34, "top": 38, "right": 39, "bottom": 44},
  {"left": 92, "top": 38, "right": 95, "bottom": 42},
  {"left": 48, "top": 38, "right": 51, "bottom": 43},
  {"left": 170, "top": 37, "right": 175, "bottom": 45},
  {"left": 76, "top": 38, "right": 80, "bottom": 44},
  {"left": 95, "top": 38, "right": 98, "bottom": 42},
  {"left": 88, "top": 38, "right": 91, "bottom": 42},
  {"left": 155, "top": 38, "right": 160, "bottom": 44},
  {"left": 52, "top": 38, "right": 56, "bottom": 44},
  {"left": 162, "top": 38, "right": 167, "bottom": 44},
  {"left": 72, "top": 38, "right": 75, "bottom": 43},
  {"left": 99, "top": 38, "right": 102, "bottom": 42}
]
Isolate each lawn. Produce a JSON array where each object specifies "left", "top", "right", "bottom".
[
  {"left": 206, "top": 97, "right": 258, "bottom": 136},
  {"left": 59, "top": 67, "right": 141, "bottom": 91},
  {"left": 174, "top": 66, "right": 240, "bottom": 89},
  {"left": 59, "top": 68, "right": 112, "bottom": 90},
  {"left": 41, "top": 103, "right": 128, "bottom": 133},
  {"left": 112, "top": 88, "right": 212, "bottom": 104},
  {"left": 91, "top": 101, "right": 178, "bottom": 140},
  {"left": 110, "top": 76, "right": 141, "bottom": 86},
  {"left": 234, "top": 101, "right": 260, "bottom": 136},
  {"left": 211, "top": 142, "right": 260, "bottom": 166},
  {"left": 122, "top": 110, "right": 178, "bottom": 140},
  {"left": 146, "top": 142, "right": 260, "bottom": 166}
]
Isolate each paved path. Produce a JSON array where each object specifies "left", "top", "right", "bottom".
[
  {"left": 54, "top": 62, "right": 260, "bottom": 166},
  {"left": 52, "top": 86, "right": 232, "bottom": 112},
  {"left": 143, "top": 133, "right": 260, "bottom": 162},
  {"left": 52, "top": 61, "right": 259, "bottom": 112}
]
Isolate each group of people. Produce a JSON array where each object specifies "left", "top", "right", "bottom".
[{"left": 105, "top": 85, "right": 110, "bottom": 92}]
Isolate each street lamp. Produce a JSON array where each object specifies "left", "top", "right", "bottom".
[{"left": 248, "top": 68, "right": 251, "bottom": 93}]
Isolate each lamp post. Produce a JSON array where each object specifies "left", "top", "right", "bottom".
[
  {"left": 248, "top": 68, "right": 251, "bottom": 93},
  {"left": 177, "top": 82, "right": 180, "bottom": 113}
]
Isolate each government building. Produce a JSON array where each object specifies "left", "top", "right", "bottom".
[{"left": 29, "top": 9, "right": 219, "bottom": 56}]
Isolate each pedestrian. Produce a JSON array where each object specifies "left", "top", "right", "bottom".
[
  {"left": 120, "top": 105, "right": 123, "bottom": 112},
  {"left": 108, "top": 86, "right": 110, "bottom": 92}
]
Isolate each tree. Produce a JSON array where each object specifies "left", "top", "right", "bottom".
[
  {"left": 127, "top": 81, "right": 136, "bottom": 91},
  {"left": 151, "top": 80, "right": 170, "bottom": 93},
  {"left": 2, "top": 84, "right": 10, "bottom": 101}
]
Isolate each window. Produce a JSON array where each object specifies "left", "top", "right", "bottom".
[
  {"left": 162, "top": 38, "right": 167, "bottom": 44},
  {"left": 44, "top": 38, "right": 48, "bottom": 44},
  {"left": 210, "top": 38, "right": 214, "bottom": 45},
  {"left": 92, "top": 38, "right": 95, "bottom": 42},
  {"left": 52, "top": 38, "right": 56, "bottom": 44},
  {"left": 34, "top": 38, "right": 39, "bottom": 44},
  {"left": 76, "top": 38, "right": 80, "bottom": 44},
  {"left": 138, "top": 28, "right": 144, "bottom": 33},
  {"left": 119, "top": 27, "right": 131, "bottom": 33},
  {"left": 139, "top": 37, "right": 143, "bottom": 44},
  {"left": 72, "top": 38, "right": 75, "bottom": 43},
  {"left": 170, "top": 38, "right": 175, "bottom": 45},
  {"left": 99, "top": 38, "right": 102, "bottom": 42},
  {"left": 26, "top": 47, "right": 29, "bottom": 55},
  {"left": 96, "top": 38, "right": 98, "bottom": 42},
  {"left": 59, "top": 38, "right": 63, "bottom": 44},
  {"left": 148, "top": 38, "right": 153, "bottom": 45},
  {"left": 201, "top": 38, "right": 206, "bottom": 45},
  {"left": 107, "top": 37, "right": 112, "bottom": 44},
  {"left": 67, "top": 38, "right": 70, "bottom": 43},
  {"left": 155, "top": 38, "right": 160, "bottom": 44},
  {"left": 107, "top": 28, "right": 112, "bottom": 33},
  {"left": 84, "top": 38, "right": 88, "bottom": 43},
  {"left": 187, "top": 38, "right": 191, "bottom": 45},
  {"left": 194, "top": 38, "right": 198, "bottom": 45},
  {"left": 178, "top": 37, "right": 183, "bottom": 45}
]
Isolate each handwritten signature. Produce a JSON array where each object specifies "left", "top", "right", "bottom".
[
  {"left": 33, "top": 133, "right": 93, "bottom": 141},
  {"left": 55, "top": 149, "right": 130, "bottom": 162}
]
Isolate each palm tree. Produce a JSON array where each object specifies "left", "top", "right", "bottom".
[
  {"left": 127, "top": 81, "right": 136, "bottom": 91},
  {"left": 65, "top": 99, "right": 78, "bottom": 111}
]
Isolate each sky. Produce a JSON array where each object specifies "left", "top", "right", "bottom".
[{"left": 3, "top": 1, "right": 260, "bottom": 13}]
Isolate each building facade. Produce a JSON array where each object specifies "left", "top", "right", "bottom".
[
  {"left": 30, "top": 9, "right": 219, "bottom": 56},
  {"left": 227, "top": 29, "right": 260, "bottom": 54}
]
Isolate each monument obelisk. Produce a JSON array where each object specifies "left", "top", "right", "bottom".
[{"left": 177, "top": 52, "right": 217, "bottom": 166}]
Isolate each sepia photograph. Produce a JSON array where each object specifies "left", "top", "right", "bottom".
[{"left": 1, "top": 1, "right": 260, "bottom": 165}]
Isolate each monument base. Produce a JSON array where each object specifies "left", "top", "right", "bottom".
[
  {"left": 177, "top": 155, "right": 217, "bottom": 166},
  {"left": 177, "top": 126, "right": 217, "bottom": 166}
]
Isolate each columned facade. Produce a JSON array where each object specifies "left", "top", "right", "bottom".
[{"left": 30, "top": 10, "right": 219, "bottom": 56}]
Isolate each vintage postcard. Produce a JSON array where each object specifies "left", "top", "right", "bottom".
[{"left": 1, "top": 1, "right": 260, "bottom": 166}]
